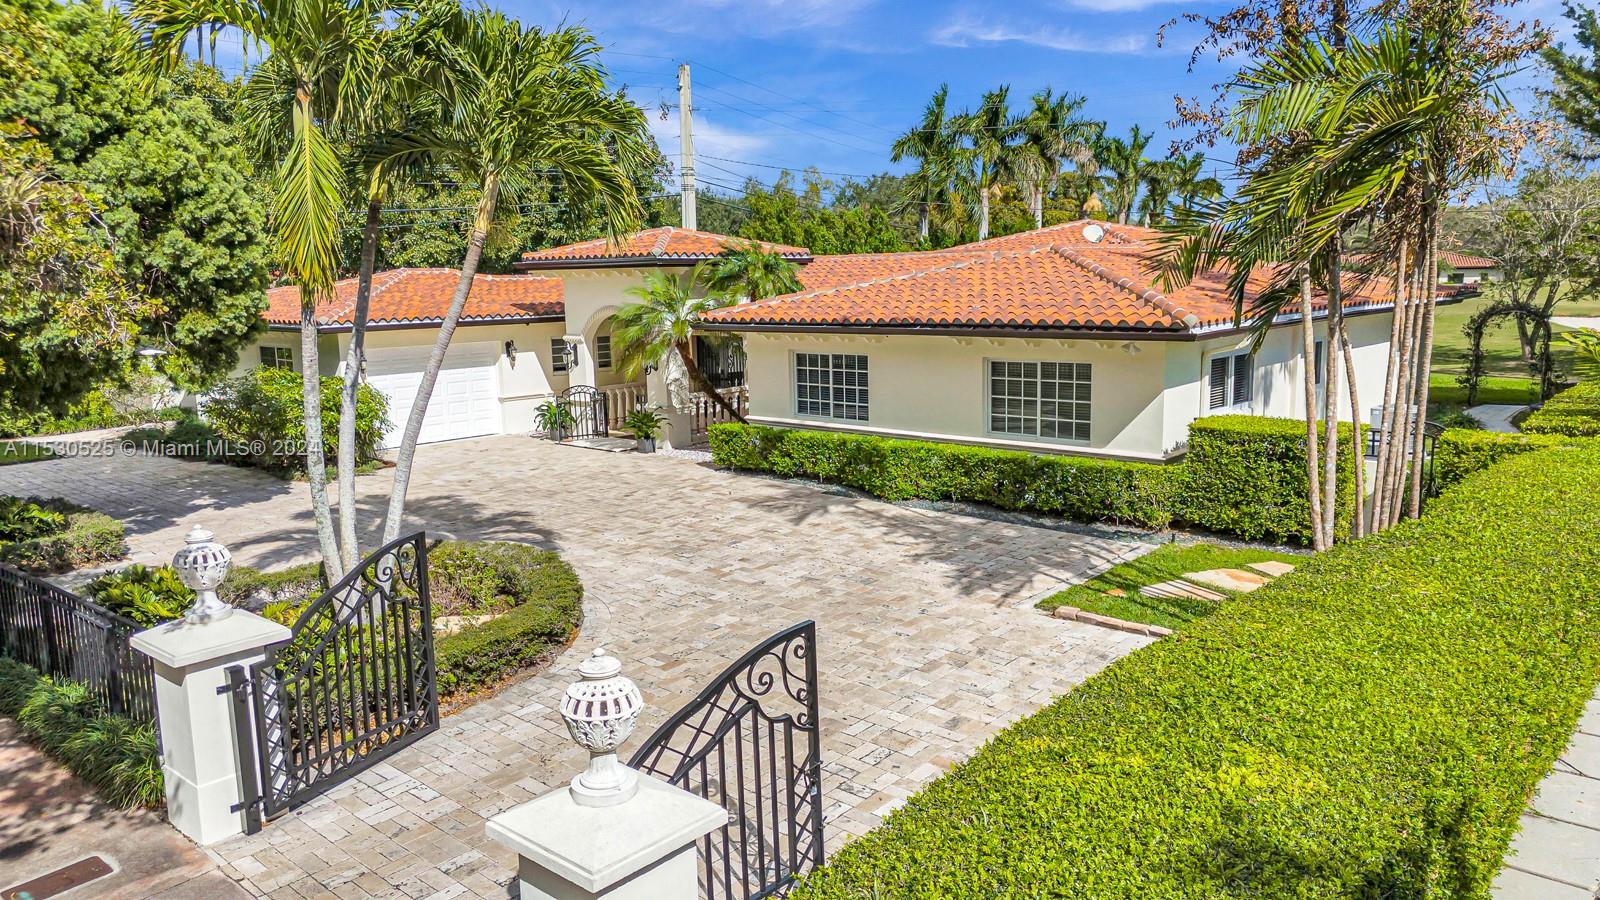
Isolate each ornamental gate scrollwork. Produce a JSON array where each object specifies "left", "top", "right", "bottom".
[
  {"left": 629, "top": 621, "right": 824, "bottom": 899},
  {"left": 228, "top": 533, "right": 439, "bottom": 832}
]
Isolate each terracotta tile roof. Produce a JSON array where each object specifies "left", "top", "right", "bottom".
[
  {"left": 517, "top": 227, "right": 809, "bottom": 267},
  {"left": 265, "top": 269, "right": 563, "bottom": 329},
  {"left": 1440, "top": 250, "right": 1498, "bottom": 269},
  {"left": 702, "top": 220, "right": 1393, "bottom": 334}
]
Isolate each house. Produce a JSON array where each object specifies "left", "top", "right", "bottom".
[
  {"left": 232, "top": 222, "right": 1394, "bottom": 459},
  {"left": 1437, "top": 250, "right": 1502, "bottom": 285}
]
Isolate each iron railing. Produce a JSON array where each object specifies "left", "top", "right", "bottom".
[
  {"left": 631, "top": 621, "right": 824, "bottom": 899},
  {"left": 231, "top": 532, "right": 438, "bottom": 831},
  {"left": 559, "top": 385, "right": 610, "bottom": 440},
  {"left": 0, "top": 564, "right": 156, "bottom": 724}
]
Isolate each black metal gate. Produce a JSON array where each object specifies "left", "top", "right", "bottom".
[
  {"left": 559, "top": 385, "right": 609, "bottom": 440},
  {"left": 630, "top": 621, "right": 824, "bottom": 900},
  {"left": 229, "top": 533, "right": 438, "bottom": 832}
]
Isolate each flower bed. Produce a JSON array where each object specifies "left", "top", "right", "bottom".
[{"left": 792, "top": 446, "right": 1600, "bottom": 898}]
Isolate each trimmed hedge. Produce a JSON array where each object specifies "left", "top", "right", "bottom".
[
  {"left": 1178, "top": 415, "right": 1354, "bottom": 543},
  {"left": 708, "top": 424, "right": 1181, "bottom": 529},
  {"left": 1433, "top": 428, "right": 1595, "bottom": 490},
  {"left": 792, "top": 446, "right": 1600, "bottom": 899},
  {"left": 0, "top": 499, "right": 126, "bottom": 573},
  {"left": 1522, "top": 380, "right": 1600, "bottom": 437},
  {"left": 0, "top": 658, "right": 163, "bottom": 809}
]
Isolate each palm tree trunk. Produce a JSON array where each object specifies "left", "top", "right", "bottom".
[
  {"left": 1370, "top": 241, "right": 1410, "bottom": 529},
  {"left": 336, "top": 194, "right": 382, "bottom": 570},
  {"left": 1385, "top": 252, "right": 1426, "bottom": 527},
  {"left": 978, "top": 185, "right": 991, "bottom": 241},
  {"left": 382, "top": 175, "right": 498, "bottom": 546},
  {"left": 300, "top": 300, "right": 344, "bottom": 584},
  {"left": 1339, "top": 320, "right": 1366, "bottom": 539},
  {"left": 1406, "top": 224, "right": 1440, "bottom": 520},
  {"left": 675, "top": 339, "right": 747, "bottom": 423},
  {"left": 1299, "top": 270, "right": 1326, "bottom": 551},
  {"left": 1320, "top": 246, "right": 1344, "bottom": 548},
  {"left": 1032, "top": 179, "right": 1045, "bottom": 229}
]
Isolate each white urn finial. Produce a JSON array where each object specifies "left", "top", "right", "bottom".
[
  {"left": 560, "top": 648, "right": 643, "bottom": 807},
  {"left": 171, "top": 525, "right": 233, "bottom": 624}
]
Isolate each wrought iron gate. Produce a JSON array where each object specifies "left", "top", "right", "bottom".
[
  {"left": 559, "top": 385, "right": 609, "bottom": 440},
  {"left": 229, "top": 533, "right": 438, "bottom": 832},
  {"left": 630, "top": 621, "right": 824, "bottom": 899}
]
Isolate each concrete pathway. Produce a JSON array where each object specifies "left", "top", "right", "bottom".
[
  {"left": 1494, "top": 690, "right": 1600, "bottom": 899},
  {"left": 0, "top": 435, "right": 1153, "bottom": 898},
  {"left": 1467, "top": 404, "right": 1526, "bottom": 434},
  {"left": 0, "top": 719, "right": 246, "bottom": 899}
]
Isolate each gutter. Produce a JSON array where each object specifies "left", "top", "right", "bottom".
[
  {"left": 514, "top": 255, "right": 813, "bottom": 272},
  {"left": 265, "top": 313, "right": 565, "bottom": 334}
]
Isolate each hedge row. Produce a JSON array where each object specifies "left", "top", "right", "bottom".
[
  {"left": 1522, "top": 379, "right": 1600, "bottom": 437},
  {"left": 432, "top": 544, "right": 584, "bottom": 699},
  {"left": 792, "top": 446, "right": 1600, "bottom": 899},
  {"left": 709, "top": 417, "right": 1351, "bottom": 543},
  {"left": 1433, "top": 428, "right": 1595, "bottom": 490},
  {"left": 0, "top": 658, "right": 163, "bottom": 809}
]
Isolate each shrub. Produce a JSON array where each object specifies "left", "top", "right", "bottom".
[
  {"left": 0, "top": 660, "right": 162, "bottom": 809},
  {"left": 0, "top": 499, "right": 126, "bottom": 573},
  {"left": 0, "top": 387, "right": 184, "bottom": 439},
  {"left": 433, "top": 556, "right": 583, "bottom": 699},
  {"left": 1178, "top": 416, "right": 1355, "bottom": 544},
  {"left": 793, "top": 446, "right": 1600, "bottom": 900},
  {"left": 87, "top": 565, "right": 193, "bottom": 626},
  {"left": 1521, "top": 380, "right": 1600, "bottom": 437},
  {"left": 1433, "top": 428, "right": 1591, "bottom": 490},
  {"left": 1434, "top": 408, "right": 1484, "bottom": 431},
  {"left": 203, "top": 366, "right": 388, "bottom": 472},
  {"left": 708, "top": 424, "right": 1180, "bottom": 529},
  {"left": 0, "top": 496, "right": 67, "bottom": 541}
]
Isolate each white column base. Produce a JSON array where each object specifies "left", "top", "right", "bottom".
[{"left": 517, "top": 843, "right": 699, "bottom": 900}]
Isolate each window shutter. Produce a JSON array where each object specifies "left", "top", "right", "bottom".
[
  {"left": 1232, "top": 354, "right": 1253, "bottom": 405},
  {"left": 1209, "top": 357, "right": 1229, "bottom": 409},
  {"left": 1314, "top": 340, "right": 1324, "bottom": 387}
]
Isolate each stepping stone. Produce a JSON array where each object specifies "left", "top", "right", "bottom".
[
  {"left": 1186, "top": 568, "right": 1270, "bottom": 593},
  {"left": 1106, "top": 588, "right": 1127, "bottom": 597},
  {"left": 1247, "top": 560, "right": 1296, "bottom": 577},
  {"left": 1140, "top": 579, "right": 1226, "bottom": 602}
]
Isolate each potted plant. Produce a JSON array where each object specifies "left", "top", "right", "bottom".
[
  {"left": 623, "top": 407, "right": 666, "bottom": 453},
  {"left": 534, "top": 399, "right": 576, "bottom": 441}
]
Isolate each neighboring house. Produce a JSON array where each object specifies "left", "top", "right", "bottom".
[
  {"left": 1438, "top": 251, "right": 1502, "bottom": 285},
  {"left": 232, "top": 222, "right": 1395, "bottom": 459},
  {"left": 699, "top": 221, "right": 1395, "bottom": 462}
]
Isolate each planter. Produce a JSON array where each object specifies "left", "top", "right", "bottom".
[{"left": 636, "top": 437, "right": 656, "bottom": 454}]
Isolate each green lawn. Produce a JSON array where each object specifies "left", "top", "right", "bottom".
[
  {"left": 0, "top": 443, "right": 53, "bottom": 465},
  {"left": 1037, "top": 542, "right": 1304, "bottom": 631},
  {"left": 1431, "top": 286, "right": 1600, "bottom": 381}
]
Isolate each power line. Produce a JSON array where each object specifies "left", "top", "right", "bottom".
[
  {"left": 699, "top": 154, "right": 879, "bottom": 180},
  {"left": 687, "top": 58, "right": 897, "bottom": 138}
]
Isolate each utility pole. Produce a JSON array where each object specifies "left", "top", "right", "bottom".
[{"left": 677, "top": 63, "right": 697, "bottom": 230}]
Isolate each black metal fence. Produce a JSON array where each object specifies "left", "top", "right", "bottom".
[
  {"left": 0, "top": 564, "right": 156, "bottom": 724},
  {"left": 558, "top": 385, "right": 610, "bottom": 440},
  {"left": 631, "top": 621, "right": 824, "bottom": 900}
]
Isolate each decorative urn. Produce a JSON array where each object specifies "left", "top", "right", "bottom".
[
  {"left": 560, "top": 648, "right": 644, "bottom": 807},
  {"left": 171, "top": 525, "right": 233, "bottom": 623}
]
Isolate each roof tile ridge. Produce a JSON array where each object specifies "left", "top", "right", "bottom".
[
  {"left": 650, "top": 228, "right": 675, "bottom": 257},
  {"left": 1052, "top": 245, "right": 1199, "bottom": 328},
  {"left": 319, "top": 268, "right": 405, "bottom": 324}
]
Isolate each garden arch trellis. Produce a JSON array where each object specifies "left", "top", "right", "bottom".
[{"left": 1459, "top": 297, "right": 1557, "bottom": 405}]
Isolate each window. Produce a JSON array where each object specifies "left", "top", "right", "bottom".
[
  {"left": 1208, "top": 351, "right": 1254, "bottom": 410},
  {"left": 795, "top": 353, "right": 868, "bottom": 421},
  {"left": 1314, "top": 339, "right": 1325, "bottom": 387},
  {"left": 259, "top": 346, "right": 293, "bottom": 370},
  {"left": 988, "top": 361, "right": 1092, "bottom": 442},
  {"left": 551, "top": 338, "right": 570, "bottom": 374},
  {"left": 595, "top": 334, "right": 613, "bottom": 369}
]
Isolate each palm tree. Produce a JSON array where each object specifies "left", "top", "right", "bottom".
[
  {"left": 954, "top": 86, "right": 1022, "bottom": 240},
  {"left": 1017, "top": 89, "right": 1100, "bottom": 229},
  {"left": 613, "top": 271, "right": 747, "bottom": 423},
  {"left": 1167, "top": 151, "right": 1225, "bottom": 212},
  {"left": 891, "top": 85, "right": 962, "bottom": 243},
  {"left": 699, "top": 240, "right": 803, "bottom": 302},
  {"left": 1136, "top": 159, "right": 1178, "bottom": 226},
  {"left": 378, "top": 10, "right": 650, "bottom": 545},
  {"left": 126, "top": 0, "right": 387, "bottom": 581},
  {"left": 1098, "top": 126, "right": 1155, "bottom": 226}
]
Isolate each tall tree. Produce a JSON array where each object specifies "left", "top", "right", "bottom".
[
  {"left": 378, "top": 10, "right": 649, "bottom": 545},
  {"left": 699, "top": 239, "right": 802, "bottom": 303},
  {"left": 1017, "top": 89, "right": 1100, "bottom": 230},
  {"left": 954, "top": 86, "right": 1022, "bottom": 240},
  {"left": 891, "top": 84, "right": 962, "bottom": 243},
  {"left": 1167, "top": 151, "right": 1225, "bottom": 212},
  {"left": 1098, "top": 126, "right": 1155, "bottom": 225}
]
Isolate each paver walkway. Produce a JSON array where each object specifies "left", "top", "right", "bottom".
[
  {"left": 1494, "top": 690, "right": 1600, "bottom": 898},
  {"left": 0, "top": 435, "right": 1154, "bottom": 898},
  {"left": 1467, "top": 404, "right": 1526, "bottom": 434}
]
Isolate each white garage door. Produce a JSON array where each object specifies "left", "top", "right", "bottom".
[{"left": 366, "top": 341, "right": 502, "bottom": 449}]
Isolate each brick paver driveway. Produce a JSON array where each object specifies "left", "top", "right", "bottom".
[{"left": 1, "top": 435, "right": 1153, "bottom": 898}]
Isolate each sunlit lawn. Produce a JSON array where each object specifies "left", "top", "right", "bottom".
[{"left": 1427, "top": 284, "right": 1600, "bottom": 414}]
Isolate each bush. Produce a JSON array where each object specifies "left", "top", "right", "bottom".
[
  {"left": 0, "top": 496, "right": 67, "bottom": 541},
  {"left": 793, "top": 446, "right": 1600, "bottom": 899},
  {"left": 0, "top": 387, "right": 184, "bottom": 439},
  {"left": 87, "top": 565, "right": 193, "bottom": 626},
  {"left": 433, "top": 551, "right": 583, "bottom": 698},
  {"left": 1178, "top": 415, "right": 1355, "bottom": 544},
  {"left": 1433, "top": 428, "right": 1591, "bottom": 490},
  {"left": 203, "top": 366, "right": 388, "bottom": 472},
  {"left": 123, "top": 413, "right": 228, "bottom": 461},
  {"left": 0, "top": 499, "right": 126, "bottom": 573},
  {"left": 708, "top": 424, "right": 1180, "bottom": 529},
  {"left": 0, "top": 659, "right": 162, "bottom": 809},
  {"left": 1521, "top": 380, "right": 1600, "bottom": 437}
]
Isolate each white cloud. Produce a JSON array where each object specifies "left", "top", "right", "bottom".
[
  {"left": 929, "top": 15, "right": 1148, "bottom": 54},
  {"left": 646, "top": 113, "right": 773, "bottom": 188},
  {"left": 1059, "top": 0, "right": 1188, "bottom": 11}
]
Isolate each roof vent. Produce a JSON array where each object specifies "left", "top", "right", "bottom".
[{"left": 1082, "top": 223, "right": 1106, "bottom": 244}]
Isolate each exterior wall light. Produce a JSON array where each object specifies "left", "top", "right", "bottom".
[{"left": 504, "top": 339, "right": 517, "bottom": 367}]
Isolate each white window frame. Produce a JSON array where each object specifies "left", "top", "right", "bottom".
[
  {"left": 550, "top": 337, "right": 570, "bottom": 374},
  {"left": 1207, "top": 350, "right": 1254, "bottom": 412},
  {"left": 595, "top": 334, "right": 613, "bottom": 370},
  {"left": 984, "top": 359, "right": 1093, "bottom": 444},
  {"left": 793, "top": 352, "right": 869, "bottom": 422},
  {"left": 259, "top": 345, "right": 293, "bottom": 370}
]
